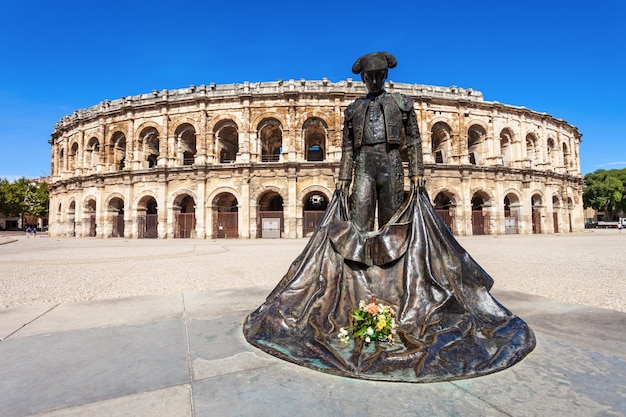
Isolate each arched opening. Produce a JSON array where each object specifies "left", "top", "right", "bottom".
[
  {"left": 467, "top": 125, "right": 486, "bottom": 165},
  {"left": 84, "top": 198, "right": 97, "bottom": 237},
  {"left": 215, "top": 121, "right": 239, "bottom": 163},
  {"left": 69, "top": 142, "right": 79, "bottom": 171},
  {"left": 303, "top": 191, "right": 329, "bottom": 236},
  {"left": 552, "top": 195, "right": 560, "bottom": 233},
  {"left": 471, "top": 192, "right": 489, "bottom": 235},
  {"left": 110, "top": 132, "right": 126, "bottom": 170},
  {"left": 257, "top": 191, "right": 284, "bottom": 238},
  {"left": 547, "top": 138, "right": 557, "bottom": 168},
  {"left": 504, "top": 194, "right": 520, "bottom": 234},
  {"left": 567, "top": 197, "right": 574, "bottom": 232},
  {"left": 259, "top": 119, "right": 282, "bottom": 162},
  {"left": 500, "top": 128, "right": 513, "bottom": 166},
  {"left": 87, "top": 137, "right": 100, "bottom": 169},
  {"left": 433, "top": 191, "right": 454, "bottom": 233},
  {"left": 59, "top": 149, "right": 64, "bottom": 174},
  {"left": 213, "top": 193, "right": 239, "bottom": 238},
  {"left": 526, "top": 133, "right": 538, "bottom": 166},
  {"left": 532, "top": 194, "right": 543, "bottom": 234},
  {"left": 431, "top": 122, "right": 451, "bottom": 164},
  {"left": 137, "top": 196, "right": 158, "bottom": 238},
  {"left": 562, "top": 142, "right": 570, "bottom": 169},
  {"left": 176, "top": 124, "right": 196, "bottom": 165},
  {"left": 140, "top": 127, "right": 160, "bottom": 168},
  {"left": 68, "top": 200, "right": 76, "bottom": 237},
  {"left": 109, "top": 197, "right": 125, "bottom": 238},
  {"left": 303, "top": 118, "right": 327, "bottom": 162},
  {"left": 174, "top": 194, "right": 196, "bottom": 238}
]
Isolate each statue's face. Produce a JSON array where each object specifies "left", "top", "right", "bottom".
[{"left": 362, "top": 70, "right": 387, "bottom": 94}]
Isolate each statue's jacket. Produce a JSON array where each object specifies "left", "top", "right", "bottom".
[{"left": 339, "top": 91, "right": 424, "bottom": 182}]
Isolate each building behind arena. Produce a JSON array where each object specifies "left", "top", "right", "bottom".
[{"left": 48, "top": 79, "right": 583, "bottom": 239}]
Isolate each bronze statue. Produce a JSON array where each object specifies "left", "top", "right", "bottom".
[
  {"left": 338, "top": 52, "right": 423, "bottom": 231},
  {"left": 243, "top": 52, "right": 536, "bottom": 382}
]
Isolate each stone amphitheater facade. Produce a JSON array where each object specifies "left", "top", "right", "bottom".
[{"left": 48, "top": 79, "right": 583, "bottom": 239}]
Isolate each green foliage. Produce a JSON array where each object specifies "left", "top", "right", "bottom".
[
  {"left": 0, "top": 177, "right": 49, "bottom": 218},
  {"left": 583, "top": 168, "right": 626, "bottom": 220}
]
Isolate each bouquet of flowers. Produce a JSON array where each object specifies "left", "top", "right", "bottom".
[{"left": 338, "top": 297, "right": 397, "bottom": 345}]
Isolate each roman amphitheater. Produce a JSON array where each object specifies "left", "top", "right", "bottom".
[{"left": 48, "top": 78, "right": 583, "bottom": 239}]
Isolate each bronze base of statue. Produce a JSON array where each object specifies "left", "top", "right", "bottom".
[{"left": 243, "top": 188, "right": 536, "bottom": 383}]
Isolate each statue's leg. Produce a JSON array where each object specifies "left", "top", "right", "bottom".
[
  {"left": 377, "top": 146, "right": 405, "bottom": 227},
  {"left": 351, "top": 150, "right": 377, "bottom": 231}
]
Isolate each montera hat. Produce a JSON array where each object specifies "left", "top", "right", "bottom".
[{"left": 352, "top": 52, "right": 397, "bottom": 74}]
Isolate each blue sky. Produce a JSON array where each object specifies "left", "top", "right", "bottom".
[{"left": 1, "top": 0, "right": 624, "bottom": 179}]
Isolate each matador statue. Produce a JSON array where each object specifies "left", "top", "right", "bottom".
[{"left": 243, "top": 52, "right": 535, "bottom": 383}]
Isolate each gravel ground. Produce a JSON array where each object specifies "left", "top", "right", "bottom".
[{"left": 1, "top": 229, "right": 624, "bottom": 312}]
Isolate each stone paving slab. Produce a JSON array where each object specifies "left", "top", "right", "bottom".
[{"left": 0, "top": 288, "right": 625, "bottom": 417}]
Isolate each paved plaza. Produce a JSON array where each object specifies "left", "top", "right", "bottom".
[{"left": 0, "top": 231, "right": 625, "bottom": 416}]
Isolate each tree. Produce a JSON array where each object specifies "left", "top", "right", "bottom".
[
  {"left": 0, "top": 177, "right": 49, "bottom": 227},
  {"left": 583, "top": 169, "right": 626, "bottom": 220}
]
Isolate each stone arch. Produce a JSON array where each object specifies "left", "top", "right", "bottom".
[
  {"left": 531, "top": 191, "right": 544, "bottom": 234},
  {"left": 86, "top": 137, "right": 101, "bottom": 169},
  {"left": 525, "top": 132, "right": 539, "bottom": 166},
  {"left": 83, "top": 196, "right": 97, "bottom": 237},
  {"left": 430, "top": 121, "right": 452, "bottom": 164},
  {"left": 171, "top": 191, "right": 196, "bottom": 238},
  {"left": 300, "top": 185, "right": 332, "bottom": 236},
  {"left": 302, "top": 117, "right": 328, "bottom": 161},
  {"left": 499, "top": 128, "right": 515, "bottom": 166},
  {"left": 168, "top": 189, "right": 199, "bottom": 211},
  {"left": 562, "top": 142, "right": 571, "bottom": 169},
  {"left": 214, "top": 119, "right": 239, "bottom": 163},
  {"left": 207, "top": 186, "right": 242, "bottom": 207},
  {"left": 257, "top": 189, "right": 285, "bottom": 238},
  {"left": 503, "top": 190, "right": 522, "bottom": 234},
  {"left": 257, "top": 117, "right": 283, "bottom": 162},
  {"left": 109, "top": 131, "right": 127, "bottom": 170},
  {"left": 67, "top": 199, "right": 77, "bottom": 237},
  {"left": 433, "top": 188, "right": 459, "bottom": 233},
  {"left": 136, "top": 193, "right": 158, "bottom": 238},
  {"left": 547, "top": 137, "right": 557, "bottom": 167},
  {"left": 138, "top": 126, "right": 160, "bottom": 168},
  {"left": 69, "top": 141, "right": 79, "bottom": 171},
  {"left": 467, "top": 123, "right": 487, "bottom": 165},
  {"left": 106, "top": 193, "right": 125, "bottom": 238},
  {"left": 211, "top": 191, "right": 239, "bottom": 238},
  {"left": 470, "top": 189, "right": 493, "bottom": 235},
  {"left": 175, "top": 123, "right": 197, "bottom": 165}
]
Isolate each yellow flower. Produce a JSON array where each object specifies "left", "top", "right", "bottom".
[{"left": 376, "top": 316, "right": 387, "bottom": 331}]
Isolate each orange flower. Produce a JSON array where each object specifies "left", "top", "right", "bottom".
[{"left": 366, "top": 302, "right": 379, "bottom": 315}]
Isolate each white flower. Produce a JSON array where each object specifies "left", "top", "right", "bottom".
[
  {"left": 365, "top": 336, "right": 371, "bottom": 344},
  {"left": 366, "top": 327, "right": 374, "bottom": 336}
]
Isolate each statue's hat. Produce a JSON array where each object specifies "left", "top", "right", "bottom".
[{"left": 352, "top": 52, "right": 397, "bottom": 74}]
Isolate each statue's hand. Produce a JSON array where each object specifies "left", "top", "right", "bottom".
[
  {"left": 336, "top": 180, "right": 350, "bottom": 192},
  {"left": 410, "top": 176, "right": 426, "bottom": 191}
]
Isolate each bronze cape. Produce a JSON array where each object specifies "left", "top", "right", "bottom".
[{"left": 243, "top": 187, "right": 536, "bottom": 382}]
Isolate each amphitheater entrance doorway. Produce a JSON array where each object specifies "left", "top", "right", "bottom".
[
  {"left": 213, "top": 193, "right": 238, "bottom": 238},
  {"left": 303, "top": 192, "right": 328, "bottom": 236},
  {"left": 138, "top": 196, "right": 158, "bottom": 238},
  {"left": 68, "top": 201, "right": 76, "bottom": 237},
  {"left": 532, "top": 194, "right": 542, "bottom": 234},
  {"left": 258, "top": 192, "right": 283, "bottom": 238},
  {"left": 433, "top": 192, "right": 454, "bottom": 233},
  {"left": 504, "top": 194, "right": 520, "bottom": 234},
  {"left": 174, "top": 195, "right": 196, "bottom": 238},
  {"left": 109, "top": 198, "right": 125, "bottom": 238},
  {"left": 471, "top": 193, "right": 489, "bottom": 235},
  {"left": 85, "top": 199, "right": 97, "bottom": 237}
]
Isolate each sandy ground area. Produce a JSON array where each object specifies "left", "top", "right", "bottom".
[{"left": 0, "top": 229, "right": 624, "bottom": 312}]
